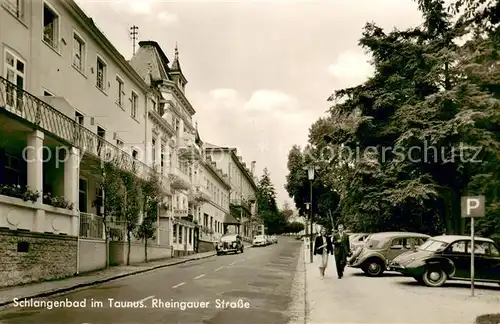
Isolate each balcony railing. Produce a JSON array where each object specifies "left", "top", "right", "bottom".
[
  {"left": 230, "top": 197, "right": 251, "bottom": 212},
  {"left": 168, "top": 167, "right": 191, "bottom": 190},
  {"left": 178, "top": 133, "right": 201, "bottom": 160},
  {"left": 172, "top": 207, "right": 188, "bottom": 217},
  {"left": 188, "top": 185, "right": 211, "bottom": 203},
  {"left": 79, "top": 212, "right": 104, "bottom": 239},
  {"left": 0, "top": 76, "right": 166, "bottom": 184}
]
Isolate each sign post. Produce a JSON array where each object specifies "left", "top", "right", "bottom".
[{"left": 460, "top": 196, "right": 485, "bottom": 297}]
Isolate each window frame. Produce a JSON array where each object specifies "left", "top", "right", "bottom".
[
  {"left": 130, "top": 90, "right": 139, "bottom": 119},
  {"left": 95, "top": 54, "right": 108, "bottom": 93},
  {"left": 72, "top": 30, "right": 87, "bottom": 74},
  {"left": 3, "top": 0, "right": 25, "bottom": 20},
  {"left": 116, "top": 75, "right": 125, "bottom": 108},
  {"left": 42, "top": 1, "right": 61, "bottom": 52},
  {"left": 3, "top": 48, "right": 26, "bottom": 113}
]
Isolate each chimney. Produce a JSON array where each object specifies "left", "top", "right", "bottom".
[{"left": 251, "top": 161, "right": 256, "bottom": 175}]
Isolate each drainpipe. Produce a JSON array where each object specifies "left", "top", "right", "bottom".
[{"left": 76, "top": 212, "right": 80, "bottom": 275}]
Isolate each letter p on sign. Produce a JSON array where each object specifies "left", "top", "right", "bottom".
[{"left": 461, "top": 196, "right": 485, "bottom": 218}]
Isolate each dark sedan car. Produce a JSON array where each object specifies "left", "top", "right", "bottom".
[
  {"left": 389, "top": 235, "right": 500, "bottom": 287},
  {"left": 216, "top": 234, "right": 244, "bottom": 255}
]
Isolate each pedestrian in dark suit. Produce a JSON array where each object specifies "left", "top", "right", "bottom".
[
  {"left": 332, "top": 224, "right": 351, "bottom": 279},
  {"left": 314, "top": 227, "right": 333, "bottom": 279}
]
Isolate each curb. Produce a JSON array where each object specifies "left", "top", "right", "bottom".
[{"left": 0, "top": 252, "right": 216, "bottom": 309}]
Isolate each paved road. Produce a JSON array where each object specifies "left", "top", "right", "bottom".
[{"left": 0, "top": 238, "right": 301, "bottom": 324}]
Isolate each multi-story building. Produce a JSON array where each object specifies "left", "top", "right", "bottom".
[
  {"left": 204, "top": 144, "right": 259, "bottom": 240},
  {"left": 0, "top": 0, "right": 259, "bottom": 287},
  {"left": 197, "top": 154, "right": 231, "bottom": 243},
  {"left": 0, "top": 0, "right": 186, "bottom": 286},
  {"left": 130, "top": 41, "right": 201, "bottom": 255}
]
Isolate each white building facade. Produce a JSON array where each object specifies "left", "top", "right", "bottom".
[
  {"left": 130, "top": 41, "right": 202, "bottom": 256},
  {"left": 204, "top": 144, "right": 259, "bottom": 240},
  {"left": 198, "top": 157, "right": 231, "bottom": 242}
]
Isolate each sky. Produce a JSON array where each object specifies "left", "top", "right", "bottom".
[{"left": 75, "top": 0, "right": 424, "bottom": 209}]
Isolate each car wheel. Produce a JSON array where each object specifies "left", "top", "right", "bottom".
[
  {"left": 217, "top": 252, "right": 222, "bottom": 256},
  {"left": 363, "top": 259, "right": 384, "bottom": 277},
  {"left": 422, "top": 268, "right": 447, "bottom": 287}
]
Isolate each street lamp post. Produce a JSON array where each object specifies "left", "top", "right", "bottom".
[{"left": 305, "top": 165, "right": 315, "bottom": 263}]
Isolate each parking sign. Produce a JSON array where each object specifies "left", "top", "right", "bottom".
[{"left": 460, "top": 196, "right": 485, "bottom": 218}]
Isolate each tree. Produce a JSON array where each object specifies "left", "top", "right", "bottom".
[
  {"left": 136, "top": 167, "right": 164, "bottom": 263},
  {"left": 284, "top": 222, "right": 305, "bottom": 234},
  {"left": 257, "top": 168, "right": 283, "bottom": 233},
  {"left": 284, "top": 146, "right": 341, "bottom": 230},
  {"left": 121, "top": 164, "right": 142, "bottom": 266},
  {"left": 281, "top": 201, "right": 294, "bottom": 222},
  {"left": 288, "top": 0, "right": 499, "bottom": 235},
  {"left": 98, "top": 159, "right": 126, "bottom": 268}
]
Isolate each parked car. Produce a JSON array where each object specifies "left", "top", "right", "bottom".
[
  {"left": 265, "top": 235, "right": 273, "bottom": 245},
  {"left": 252, "top": 235, "right": 267, "bottom": 247},
  {"left": 348, "top": 232, "right": 430, "bottom": 276},
  {"left": 350, "top": 233, "right": 371, "bottom": 252},
  {"left": 271, "top": 235, "right": 278, "bottom": 244},
  {"left": 389, "top": 235, "right": 500, "bottom": 287},
  {"left": 216, "top": 234, "right": 244, "bottom": 255}
]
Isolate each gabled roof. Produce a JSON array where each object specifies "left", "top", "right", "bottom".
[{"left": 129, "top": 41, "right": 171, "bottom": 82}]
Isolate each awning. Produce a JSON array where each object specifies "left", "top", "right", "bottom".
[{"left": 223, "top": 213, "right": 240, "bottom": 225}]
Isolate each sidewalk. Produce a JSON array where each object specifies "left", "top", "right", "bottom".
[
  {"left": 304, "top": 251, "right": 500, "bottom": 324},
  {"left": 0, "top": 250, "right": 216, "bottom": 308}
]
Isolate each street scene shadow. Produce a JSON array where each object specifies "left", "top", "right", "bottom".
[
  {"left": 350, "top": 272, "right": 402, "bottom": 278},
  {"left": 395, "top": 280, "right": 500, "bottom": 291}
]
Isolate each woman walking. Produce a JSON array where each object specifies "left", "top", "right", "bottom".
[{"left": 314, "top": 227, "right": 333, "bottom": 279}]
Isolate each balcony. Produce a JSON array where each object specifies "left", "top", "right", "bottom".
[
  {"left": 0, "top": 76, "right": 159, "bottom": 183},
  {"left": 177, "top": 133, "right": 201, "bottom": 160},
  {"left": 168, "top": 167, "right": 191, "bottom": 190},
  {"left": 188, "top": 185, "right": 211, "bottom": 203},
  {"left": 247, "top": 193, "right": 256, "bottom": 203},
  {"left": 230, "top": 197, "right": 251, "bottom": 213},
  {"left": 172, "top": 207, "right": 188, "bottom": 217}
]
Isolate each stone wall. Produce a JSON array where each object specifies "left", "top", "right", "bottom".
[{"left": 0, "top": 229, "right": 77, "bottom": 288}]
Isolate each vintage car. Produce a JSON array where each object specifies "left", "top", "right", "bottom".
[
  {"left": 252, "top": 235, "right": 267, "bottom": 247},
  {"left": 348, "top": 231, "right": 430, "bottom": 276},
  {"left": 216, "top": 234, "right": 244, "bottom": 255},
  {"left": 350, "top": 233, "right": 371, "bottom": 252},
  {"left": 271, "top": 235, "right": 278, "bottom": 244},
  {"left": 389, "top": 235, "right": 500, "bottom": 287}
]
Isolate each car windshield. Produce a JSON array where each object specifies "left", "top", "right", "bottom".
[{"left": 418, "top": 239, "right": 448, "bottom": 252}]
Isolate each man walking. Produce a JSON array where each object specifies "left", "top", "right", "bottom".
[{"left": 333, "top": 224, "right": 350, "bottom": 279}]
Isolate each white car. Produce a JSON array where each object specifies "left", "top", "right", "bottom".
[{"left": 253, "top": 235, "right": 267, "bottom": 247}]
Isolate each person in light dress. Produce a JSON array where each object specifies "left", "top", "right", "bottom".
[{"left": 313, "top": 227, "right": 333, "bottom": 279}]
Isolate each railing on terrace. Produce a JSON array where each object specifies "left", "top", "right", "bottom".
[
  {"left": 79, "top": 212, "right": 104, "bottom": 239},
  {"left": 0, "top": 76, "right": 161, "bottom": 182},
  {"left": 230, "top": 198, "right": 251, "bottom": 211}
]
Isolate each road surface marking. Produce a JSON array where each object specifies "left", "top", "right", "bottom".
[
  {"left": 215, "top": 267, "right": 223, "bottom": 271},
  {"left": 194, "top": 274, "right": 205, "bottom": 279},
  {"left": 172, "top": 282, "right": 185, "bottom": 289},
  {"left": 137, "top": 295, "right": 155, "bottom": 303},
  {"left": 229, "top": 262, "right": 236, "bottom": 266}
]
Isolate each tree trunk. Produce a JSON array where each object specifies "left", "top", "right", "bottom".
[
  {"left": 144, "top": 239, "right": 148, "bottom": 263},
  {"left": 104, "top": 222, "right": 109, "bottom": 268},
  {"left": 127, "top": 230, "right": 131, "bottom": 266}
]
